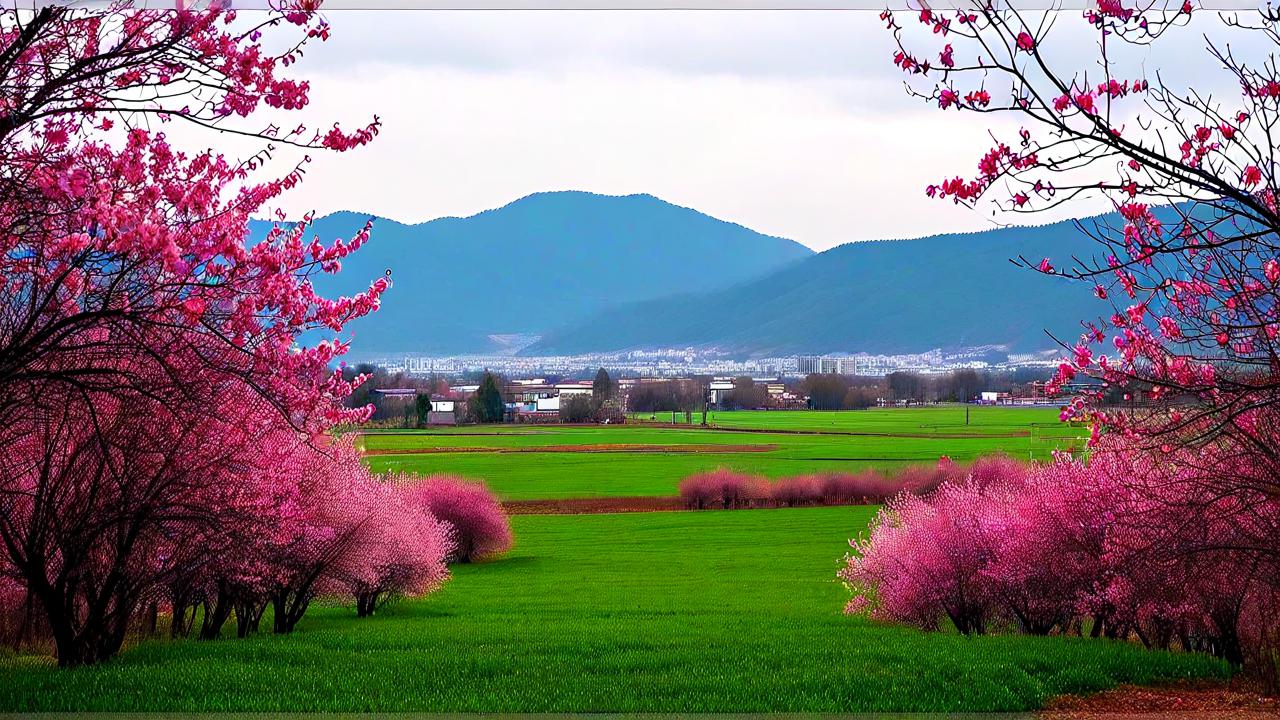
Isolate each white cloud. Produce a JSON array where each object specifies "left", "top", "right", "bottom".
[{"left": 227, "top": 10, "right": 1257, "bottom": 250}]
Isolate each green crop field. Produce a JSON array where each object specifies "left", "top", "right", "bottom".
[
  {"left": 697, "top": 406, "right": 1081, "bottom": 436},
  {"left": 361, "top": 407, "right": 1087, "bottom": 500},
  {"left": 0, "top": 508, "right": 1226, "bottom": 713}
]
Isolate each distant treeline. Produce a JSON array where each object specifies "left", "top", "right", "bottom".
[
  {"left": 803, "top": 367, "right": 1055, "bottom": 410},
  {"left": 629, "top": 368, "right": 1056, "bottom": 413},
  {"left": 342, "top": 364, "right": 1064, "bottom": 422}
]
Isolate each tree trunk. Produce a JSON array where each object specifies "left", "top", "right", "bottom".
[
  {"left": 272, "top": 593, "right": 289, "bottom": 634},
  {"left": 199, "top": 582, "right": 234, "bottom": 640},
  {"left": 1089, "top": 613, "right": 1105, "bottom": 639},
  {"left": 233, "top": 597, "right": 265, "bottom": 638},
  {"left": 32, "top": 583, "right": 130, "bottom": 667},
  {"left": 271, "top": 590, "right": 310, "bottom": 634},
  {"left": 144, "top": 602, "right": 158, "bottom": 636}
]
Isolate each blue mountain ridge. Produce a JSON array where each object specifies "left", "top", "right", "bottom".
[
  {"left": 252, "top": 190, "right": 1148, "bottom": 358},
  {"left": 248, "top": 190, "right": 813, "bottom": 355},
  {"left": 527, "top": 215, "right": 1126, "bottom": 357}
]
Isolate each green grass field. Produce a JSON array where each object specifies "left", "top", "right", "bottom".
[
  {"left": 0, "top": 508, "right": 1226, "bottom": 712},
  {"left": 362, "top": 407, "right": 1086, "bottom": 500}
]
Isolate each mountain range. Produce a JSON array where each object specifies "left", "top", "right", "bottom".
[
  {"left": 529, "top": 218, "right": 1106, "bottom": 356},
  {"left": 252, "top": 191, "right": 810, "bottom": 355},
  {"left": 254, "top": 191, "right": 1110, "bottom": 358}
]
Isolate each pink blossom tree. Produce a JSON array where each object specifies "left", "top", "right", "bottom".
[
  {"left": 843, "top": 479, "right": 1005, "bottom": 634},
  {"left": 0, "top": 369, "right": 282, "bottom": 662},
  {"left": 770, "top": 475, "right": 823, "bottom": 507},
  {"left": 878, "top": 0, "right": 1280, "bottom": 678},
  {"left": 333, "top": 479, "right": 453, "bottom": 618},
  {"left": 251, "top": 436, "right": 380, "bottom": 634},
  {"left": 0, "top": 5, "right": 383, "bottom": 428},
  {"left": 843, "top": 442, "right": 1280, "bottom": 673},
  {"left": 678, "top": 469, "right": 771, "bottom": 510},
  {"left": 402, "top": 475, "right": 513, "bottom": 564},
  {"left": 882, "top": 0, "right": 1280, "bottom": 458},
  {"left": 0, "top": 3, "right": 387, "bottom": 665}
]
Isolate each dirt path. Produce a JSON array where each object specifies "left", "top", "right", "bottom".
[
  {"left": 364, "top": 443, "right": 778, "bottom": 456},
  {"left": 1041, "top": 679, "right": 1280, "bottom": 718}
]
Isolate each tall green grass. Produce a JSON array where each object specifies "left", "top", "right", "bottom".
[{"left": 0, "top": 508, "right": 1227, "bottom": 712}]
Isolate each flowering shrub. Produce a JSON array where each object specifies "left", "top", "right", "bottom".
[
  {"left": 678, "top": 469, "right": 771, "bottom": 510},
  {"left": 819, "top": 471, "right": 892, "bottom": 505},
  {"left": 677, "top": 472, "right": 721, "bottom": 510},
  {"left": 678, "top": 457, "right": 1023, "bottom": 510},
  {"left": 405, "top": 476, "right": 514, "bottom": 564},
  {"left": 770, "top": 475, "right": 824, "bottom": 507}
]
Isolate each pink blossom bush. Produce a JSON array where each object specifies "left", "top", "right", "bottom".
[
  {"left": 405, "top": 476, "right": 514, "bottom": 564},
  {"left": 770, "top": 475, "right": 824, "bottom": 507},
  {"left": 678, "top": 472, "right": 721, "bottom": 510},
  {"left": 819, "top": 470, "right": 894, "bottom": 504},
  {"left": 678, "top": 469, "right": 770, "bottom": 510},
  {"left": 677, "top": 457, "right": 1028, "bottom": 511}
]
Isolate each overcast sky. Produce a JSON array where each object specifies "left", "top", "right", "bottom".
[{"left": 243, "top": 10, "right": 1248, "bottom": 251}]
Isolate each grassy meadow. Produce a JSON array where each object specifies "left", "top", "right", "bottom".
[
  {"left": 362, "top": 406, "right": 1086, "bottom": 500},
  {"left": 1, "top": 407, "right": 1232, "bottom": 712},
  {"left": 0, "top": 508, "right": 1227, "bottom": 712}
]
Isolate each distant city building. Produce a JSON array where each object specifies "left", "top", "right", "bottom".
[
  {"left": 796, "top": 355, "right": 858, "bottom": 375},
  {"left": 708, "top": 380, "right": 735, "bottom": 405}
]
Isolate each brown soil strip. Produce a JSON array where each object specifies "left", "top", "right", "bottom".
[
  {"left": 363, "top": 443, "right": 778, "bottom": 456},
  {"left": 504, "top": 496, "right": 686, "bottom": 514},
  {"left": 1041, "top": 679, "right": 1280, "bottom": 718}
]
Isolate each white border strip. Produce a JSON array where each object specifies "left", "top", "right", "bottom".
[{"left": 16, "top": 0, "right": 1279, "bottom": 9}]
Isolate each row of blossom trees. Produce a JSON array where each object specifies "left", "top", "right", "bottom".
[
  {"left": 842, "top": 439, "right": 1279, "bottom": 676},
  {"left": 850, "top": 0, "right": 1280, "bottom": 684},
  {"left": 0, "top": 3, "right": 508, "bottom": 666}
]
